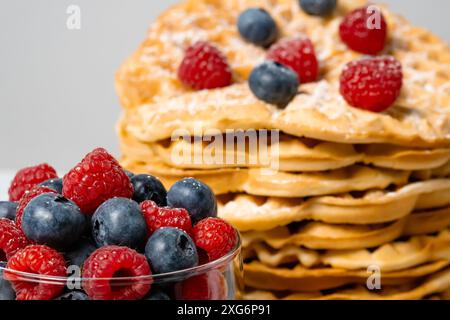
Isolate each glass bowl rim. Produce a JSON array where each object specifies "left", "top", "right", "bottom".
[{"left": 0, "top": 230, "right": 242, "bottom": 283}]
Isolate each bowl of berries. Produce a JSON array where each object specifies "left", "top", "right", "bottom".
[{"left": 0, "top": 148, "right": 243, "bottom": 300}]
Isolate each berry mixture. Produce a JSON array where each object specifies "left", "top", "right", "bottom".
[
  {"left": 167, "top": 177, "right": 217, "bottom": 223},
  {"left": 340, "top": 56, "right": 403, "bottom": 112},
  {"left": 267, "top": 37, "right": 319, "bottom": 83},
  {"left": 175, "top": 270, "right": 228, "bottom": 300},
  {"left": 5, "top": 245, "right": 66, "bottom": 300},
  {"left": 173, "top": 3, "right": 400, "bottom": 112},
  {"left": 178, "top": 41, "right": 232, "bottom": 90},
  {"left": 237, "top": 8, "right": 278, "bottom": 47},
  {"left": 339, "top": 6, "right": 388, "bottom": 55},
  {"left": 0, "top": 148, "right": 238, "bottom": 300},
  {"left": 299, "top": 0, "right": 337, "bottom": 16},
  {"left": 39, "top": 178, "right": 63, "bottom": 194},
  {"left": 82, "top": 246, "right": 151, "bottom": 300},
  {"left": 131, "top": 174, "right": 167, "bottom": 205},
  {"left": 141, "top": 200, "right": 192, "bottom": 236},
  {"left": 0, "top": 219, "right": 29, "bottom": 261},
  {"left": 193, "top": 218, "right": 238, "bottom": 262},
  {"left": 249, "top": 60, "right": 299, "bottom": 107},
  {"left": 15, "top": 185, "right": 57, "bottom": 230},
  {"left": 8, "top": 163, "right": 57, "bottom": 202},
  {"left": 0, "top": 201, "right": 17, "bottom": 220},
  {"left": 62, "top": 148, "right": 133, "bottom": 214}
]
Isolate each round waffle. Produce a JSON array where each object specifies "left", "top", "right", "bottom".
[
  {"left": 121, "top": 157, "right": 410, "bottom": 198},
  {"left": 119, "top": 125, "right": 450, "bottom": 172},
  {"left": 243, "top": 228, "right": 450, "bottom": 271},
  {"left": 243, "top": 260, "right": 449, "bottom": 292},
  {"left": 218, "top": 179, "right": 450, "bottom": 231},
  {"left": 242, "top": 267, "right": 450, "bottom": 299},
  {"left": 241, "top": 219, "right": 407, "bottom": 250},
  {"left": 241, "top": 208, "right": 450, "bottom": 250},
  {"left": 117, "top": 0, "right": 450, "bottom": 147}
]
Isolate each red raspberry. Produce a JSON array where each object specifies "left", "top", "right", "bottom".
[
  {"left": 178, "top": 41, "right": 232, "bottom": 90},
  {"left": 15, "top": 186, "right": 56, "bottom": 230},
  {"left": 340, "top": 56, "right": 403, "bottom": 112},
  {"left": 5, "top": 245, "right": 66, "bottom": 300},
  {"left": 82, "top": 246, "right": 151, "bottom": 300},
  {"left": 339, "top": 6, "right": 388, "bottom": 54},
  {"left": 140, "top": 200, "right": 192, "bottom": 236},
  {"left": 0, "top": 218, "right": 29, "bottom": 261},
  {"left": 267, "top": 38, "right": 319, "bottom": 83},
  {"left": 62, "top": 148, "right": 133, "bottom": 214},
  {"left": 175, "top": 270, "right": 227, "bottom": 300},
  {"left": 8, "top": 163, "right": 57, "bottom": 202},
  {"left": 193, "top": 218, "right": 237, "bottom": 262}
]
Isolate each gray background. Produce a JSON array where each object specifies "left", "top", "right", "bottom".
[{"left": 0, "top": 0, "right": 449, "bottom": 172}]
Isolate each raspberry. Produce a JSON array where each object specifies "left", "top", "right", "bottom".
[
  {"left": 267, "top": 38, "right": 319, "bottom": 83},
  {"left": 15, "top": 186, "right": 56, "bottom": 230},
  {"left": 8, "top": 164, "right": 57, "bottom": 202},
  {"left": 193, "top": 218, "right": 237, "bottom": 262},
  {"left": 178, "top": 41, "right": 232, "bottom": 90},
  {"left": 62, "top": 148, "right": 133, "bottom": 214},
  {"left": 340, "top": 56, "right": 403, "bottom": 112},
  {"left": 339, "top": 6, "right": 387, "bottom": 54},
  {"left": 5, "top": 245, "right": 66, "bottom": 300},
  {"left": 140, "top": 200, "right": 192, "bottom": 236},
  {"left": 175, "top": 270, "right": 227, "bottom": 300},
  {"left": 0, "top": 219, "right": 29, "bottom": 261},
  {"left": 82, "top": 246, "right": 151, "bottom": 300}
]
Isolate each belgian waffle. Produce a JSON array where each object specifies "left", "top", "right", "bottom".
[
  {"left": 117, "top": 0, "right": 450, "bottom": 147},
  {"left": 118, "top": 122, "right": 450, "bottom": 172},
  {"left": 242, "top": 267, "right": 450, "bottom": 300}
]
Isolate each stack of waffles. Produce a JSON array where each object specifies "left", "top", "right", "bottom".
[{"left": 115, "top": 0, "right": 450, "bottom": 299}]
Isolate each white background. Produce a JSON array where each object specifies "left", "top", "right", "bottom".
[{"left": 0, "top": 0, "right": 449, "bottom": 197}]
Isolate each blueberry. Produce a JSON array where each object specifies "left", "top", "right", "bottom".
[
  {"left": 145, "top": 227, "right": 198, "bottom": 274},
  {"left": 22, "top": 193, "right": 86, "bottom": 250},
  {"left": 299, "top": 0, "right": 337, "bottom": 16},
  {"left": 131, "top": 174, "right": 167, "bottom": 205},
  {"left": 39, "top": 178, "right": 63, "bottom": 194},
  {"left": 144, "top": 290, "right": 171, "bottom": 300},
  {"left": 166, "top": 178, "right": 217, "bottom": 223},
  {"left": 0, "top": 269, "right": 15, "bottom": 300},
  {"left": 55, "top": 291, "right": 89, "bottom": 300},
  {"left": 124, "top": 170, "right": 135, "bottom": 179},
  {"left": 65, "top": 237, "right": 96, "bottom": 267},
  {"left": 249, "top": 61, "right": 299, "bottom": 107},
  {"left": 0, "top": 201, "right": 17, "bottom": 220},
  {"left": 91, "top": 197, "right": 147, "bottom": 249},
  {"left": 237, "top": 8, "right": 278, "bottom": 47}
]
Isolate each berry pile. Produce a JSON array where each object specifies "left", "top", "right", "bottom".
[
  {"left": 0, "top": 148, "right": 238, "bottom": 300},
  {"left": 177, "top": 2, "right": 402, "bottom": 112}
]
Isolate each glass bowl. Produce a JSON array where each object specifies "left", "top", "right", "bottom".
[{"left": 0, "top": 232, "right": 243, "bottom": 300}]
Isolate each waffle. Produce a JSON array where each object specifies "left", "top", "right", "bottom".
[
  {"left": 243, "top": 229, "right": 450, "bottom": 271},
  {"left": 218, "top": 179, "right": 450, "bottom": 231},
  {"left": 118, "top": 125, "right": 450, "bottom": 172},
  {"left": 240, "top": 206, "right": 450, "bottom": 250},
  {"left": 242, "top": 267, "right": 450, "bottom": 300},
  {"left": 117, "top": 0, "right": 450, "bottom": 148},
  {"left": 243, "top": 260, "right": 449, "bottom": 292},
  {"left": 122, "top": 158, "right": 410, "bottom": 198}
]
